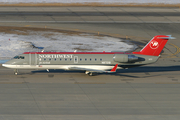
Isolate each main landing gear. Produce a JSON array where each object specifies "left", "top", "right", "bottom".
[
  {"left": 85, "top": 71, "right": 96, "bottom": 76},
  {"left": 14, "top": 69, "right": 18, "bottom": 75}
]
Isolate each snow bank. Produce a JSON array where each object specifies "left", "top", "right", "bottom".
[{"left": 0, "top": 31, "right": 136, "bottom": 59}]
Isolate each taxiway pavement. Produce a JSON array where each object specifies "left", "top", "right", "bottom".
[{"left": 0, "top": 6, "right": 180, "bottom": 120}]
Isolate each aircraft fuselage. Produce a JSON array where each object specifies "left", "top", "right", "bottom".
[{"left": 3, "top": 52, "right": 159, "bottom": 70}]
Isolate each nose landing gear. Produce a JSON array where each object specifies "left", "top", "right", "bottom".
[{"left": 14, "top": 69, "right": 18, "bottom": 75}]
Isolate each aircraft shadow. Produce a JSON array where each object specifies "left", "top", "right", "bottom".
[
  {"left": 30, "top": 65, "right": 180, "bottom": 77},
  {"left": 116, "top": 65, "right": 180, "bottom": 73},
  {"left": 31, "top": 69, "right": 85, "bottom": 74}
]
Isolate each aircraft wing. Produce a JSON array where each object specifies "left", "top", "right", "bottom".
[{"left": 68, "top": 64, "right": 118, "bottom": 73}]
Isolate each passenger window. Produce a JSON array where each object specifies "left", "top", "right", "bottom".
[
  {"left": 49, "top": 59, "right": 51, "bottom": 61},
  {"left": 70, "top": 59, "right": 72, "bottom": 61},
  {"left": 65, "top": 58, "right": 67, "bottom": 61},
  {"left": 100, "top": 58, "right": 102, "bottom": 61},
  {"left": 60, "top": 58, "right": 62, "bottom": 61},
  {"left": 90, "top": 58, "right": 91, "bottom": 61},
  {"left": 85, "top": 58, "right": 87, "bottom": 61},
  {"left": 44, "top": 58, "right": 46, "bottom": 61},
  {"left": 80, "top": 58, "right": 82, "bottom": 61},
  {"left": 95, "top": 58, "right": 97, "bottom": 61},
  {"left": 54, "top": 58, "right": 56, "bottom": 61}
]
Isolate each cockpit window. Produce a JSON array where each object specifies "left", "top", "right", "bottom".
[{"left": 14, "top": 56, "right": 25, "bottom": 59}]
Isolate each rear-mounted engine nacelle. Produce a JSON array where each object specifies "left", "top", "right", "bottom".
[{"left": 113, "top": 54, "right": 139, "bottom": 63}]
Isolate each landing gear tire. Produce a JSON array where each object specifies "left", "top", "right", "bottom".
[
  {"left": 14, "top": 69, "right": 18, "bottom": 75},
  {"left": 88, "top": 72, "right": 96, "bottom": 76},
  {"left": 85, "top": 71, "right": 89, "bottom": 75},
  {"left": 88, "top": 72, "right": 93, "bottom": 76}
]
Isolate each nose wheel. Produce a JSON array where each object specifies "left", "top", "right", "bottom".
[{"left": 14, "top": 69, "right": 18, "bottom": 75}]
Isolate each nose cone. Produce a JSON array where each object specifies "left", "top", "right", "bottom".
[
  {"left": 2, "top": 63, "right": 8, "bottom": 67},
  {"left": 2, "top": 63, "right": 15, "bottom": 69},
  {"left": 2, "top": 61, "right": 10, "bottom": 68},
  {"left": 2, "top": 60, "right": 14, "bottom": 68}
]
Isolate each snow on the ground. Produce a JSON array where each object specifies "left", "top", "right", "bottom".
[
  {"left": 0, "top": 0, "right": 179, "bottom": 4},
  {"left": 0, "top": 31, "right": 136, "bottom": 59}
]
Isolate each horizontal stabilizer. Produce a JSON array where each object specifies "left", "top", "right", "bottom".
[{"left": 157, "top": 35, "right": 175, "bottom": 40}]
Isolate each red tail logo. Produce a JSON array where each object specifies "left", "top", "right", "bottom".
[
  {"left": 149, "top": 40, "right": 159, "bottom": 49},
  {"left": 133, "top": 35, "right": 175, "bottom": 56}
]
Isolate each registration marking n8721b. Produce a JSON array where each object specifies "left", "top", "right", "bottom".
[{"left": 102, "top": 61, "right": 111, "bottom": 64}]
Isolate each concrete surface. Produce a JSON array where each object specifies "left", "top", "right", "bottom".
[{"left": 0, "top": 6, "right": 180, "bottom": 120}]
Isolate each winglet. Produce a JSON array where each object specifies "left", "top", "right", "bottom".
[{"left": 110, "top": 64, "right": 118, "bottom": 72}]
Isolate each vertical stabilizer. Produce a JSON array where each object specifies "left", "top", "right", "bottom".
[{"left": 133, "top": 35, "right": 175, "bottom": 56}]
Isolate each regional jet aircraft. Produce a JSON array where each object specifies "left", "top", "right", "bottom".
[{"left": 2, "top": 35, "right": 174, "bottom": 76}]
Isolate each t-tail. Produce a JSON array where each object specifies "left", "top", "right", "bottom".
[{"left": 133, "top": 35, "right": 175, "bottom": 56}]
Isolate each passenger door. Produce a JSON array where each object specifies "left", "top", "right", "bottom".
[{"left": 29, "top": 53, "right": 37, "bottom": 66}]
